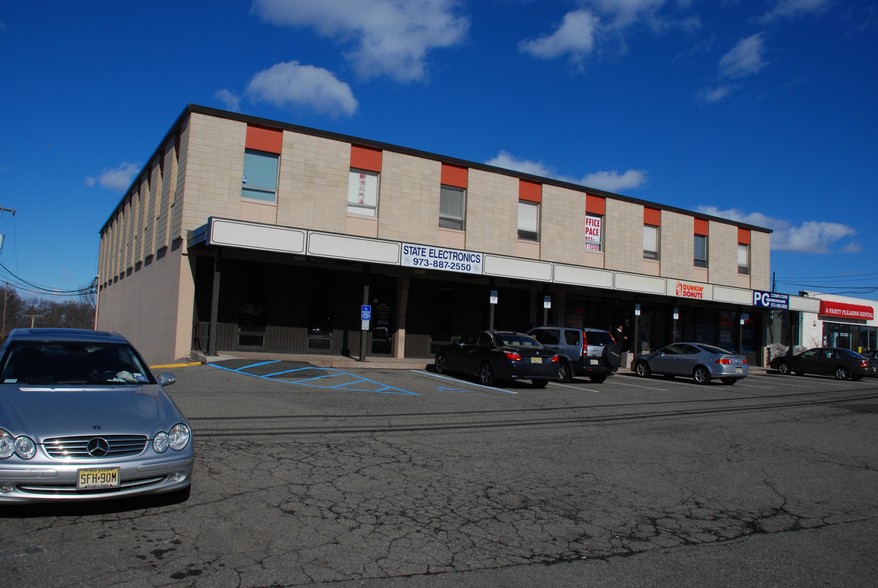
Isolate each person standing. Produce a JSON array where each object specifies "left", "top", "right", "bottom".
[{"left": 611, "top": 322, "right": 629, "bottom": 352}]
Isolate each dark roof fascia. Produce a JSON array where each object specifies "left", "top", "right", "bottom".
[{"left": 100, "top": 103, "right": 772, "bottom": 235}]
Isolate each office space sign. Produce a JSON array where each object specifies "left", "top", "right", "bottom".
[
  {"left": 753, "top": 290, "right": 789, "bottom": 309},
  {"left": 584, "top": 215, "right": 602, "bottom": 251},
  {"left": 402, "top": 244, "right": 483, "bottom": 275}
]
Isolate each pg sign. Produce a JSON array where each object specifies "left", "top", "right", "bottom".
[{"left": 753, "top": 290, "right": 789, "bottom": 310}]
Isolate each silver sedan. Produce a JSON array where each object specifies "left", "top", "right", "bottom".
[
  {"left": 632, "top": 342, "right": 749, "bottom": 385},
  {"left": 0, "top": 328, "right": 193, "bottom": 504}
]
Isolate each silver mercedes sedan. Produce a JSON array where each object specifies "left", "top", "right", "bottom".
[{"left": 0, "top": 328, "right": 192, "bottom": 504}]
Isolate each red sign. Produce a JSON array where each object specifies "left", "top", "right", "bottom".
[
  {"left": 819, "top": 300, "right": 874, "bottom": 320},
  {"left": 675, "top": 282, "right": 705, "bottom": 299}
]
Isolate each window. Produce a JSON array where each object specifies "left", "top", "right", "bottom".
[
  {"left": 643, "top": 225, "right": 659, "bottom": 260},
  {"left": 439, "top": 185, "right": 465, "bottom": 229},
  {"left": 518, "top": 200, "right": 540, "bottom": 241},
  {"left": 347, "top": 169, "right": 379, "bottom": 216},
  {"left": 585, "top": 214, "right": 603, "bottom": 252},
  {"left": 694, "top": 234, "right": 708, "bottom": 268},
  {"left": 737, "top": 243, "right": 750, "bottom": 274},
  {"left": 242, "top": 149, "right": 279, "bottom": 202}
]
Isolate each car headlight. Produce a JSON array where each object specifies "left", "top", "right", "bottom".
[
  {"left": 0, "top": 429, "right": 36, "bottom": 460},
  {"left": 153, "top": 431, "right": 170, "bottom": 453},
  {"left": 168, "top": 424, "right": 191, "bottom": 451},
  {"left": 14, "top": 436, "right": 36, "bottom": 460},
  {"left": 0, "top": 429, "right": 14, "bottom": 459}
]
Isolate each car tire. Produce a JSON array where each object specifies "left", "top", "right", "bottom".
[
  {"left": 693, "top": 366, "right": 711, "bottom": 385},
  {"left": 604, "top": 343, "right": 623, "bottom": 369},
  {"left": 532, "top": 379, "right": 548, "bottom": 388},
  {"left": 721, "top": 377, "right": 737, "bottom": 385},
  {"left": 589, "top": 374, "right": 608, "bottom": 383},
  {"left": 479, "top": 362, "right": 495, "bottom": 386},
  {"left": 634, "top": 360, "right": 651, "bottom": 378},
  {"left": 435, "top": 352, "right": 447, "bottom": 374},
  {"left": 776, "top": 362, "right": 791, "bottom": 375},
  {"left": 834, "top": 366, "right": 850, "bottom": 380},
  {"left": 558, "top": 360, "right": 573, "bottom": 383}
]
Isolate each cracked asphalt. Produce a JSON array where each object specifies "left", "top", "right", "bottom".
[{"left": 2, "top": 362, "right": 877, "bottom": 586}]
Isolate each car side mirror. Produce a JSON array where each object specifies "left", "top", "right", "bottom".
[{"left": 158, "top": 372, "right": 177, "bottom": 387}]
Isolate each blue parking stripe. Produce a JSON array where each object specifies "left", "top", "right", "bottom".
[{"left": 209, "top": 362, "right": 417, "bottom": 396}]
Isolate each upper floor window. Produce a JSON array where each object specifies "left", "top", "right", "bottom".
[
  {"left": 439, "top": 185, "right": 466, "bottom": 230},
  {"left": 694, "top": 234, "right": 708, "bottom": 268},
  {"left": 737, "top": 243, "right": 750, "bottom": 274},
  {"left": 518, "top": 200, "right": 540, "bottom": 241},
  {"left": 242, "top": 149, "right": 279, "bottom": 202},
  {"left": 347, "top": 169, "right": 379, "bottom": 217},
  {"left": 643, "top": 225, "right": 659, "bottom": 260}
]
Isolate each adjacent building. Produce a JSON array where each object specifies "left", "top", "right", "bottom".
[{"left": 97, "top": 105, "right": 812, "bottom": 365}]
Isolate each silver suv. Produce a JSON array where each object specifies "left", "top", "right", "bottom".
[{"left": 528, "top": 326, "right": 622, "bottom": 383}]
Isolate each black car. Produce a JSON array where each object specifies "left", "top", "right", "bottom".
[
  {"left": 769, "top": 347, "right": 878, "bottom": 381},
  {"left": 435, "top": 330, "right": 560, "bottom": 387}
]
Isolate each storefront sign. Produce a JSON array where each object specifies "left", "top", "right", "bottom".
[
  {"left": 753, "top": 290, "right": 789, "bottom": 309},
  {"left": 674, "top": 281, "right": 705, "bottom": 299},
  {"left": 401, "top": 244, "right": 483, "bottom": 275},
  {"left": 819, "top": 300, "right": 874, "bottom": 320},
  {"left": 584, "top": 215, "right": 602, "bottom": 251}
]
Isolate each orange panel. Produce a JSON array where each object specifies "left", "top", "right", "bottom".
[
  {"left": 519, "top": 180, "right": 542, "bottom": 203},
  {"left": 441, "top": 163, "right": 468, "bottom": 188},
  {"left": 246, "top": 125, "right": 283, "bottom": 154},
  {"left": 694, "top": 218, "right": 709, "bottom": 235},
  {"left": 586, "top": 194, "right": 606, "bottom": 215},
  {"left": 350, "top": 145, "right": 383, "bottom": 172},
  {"left": 643, "top": 207, "right": 661, "bottom": 226},
  {"left": 738, "top": 227, "right": 751, "bottom": 245}
]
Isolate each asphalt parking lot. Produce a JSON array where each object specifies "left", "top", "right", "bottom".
[{"left": 3, "top": 360, "right": 878, "bottom": 587}]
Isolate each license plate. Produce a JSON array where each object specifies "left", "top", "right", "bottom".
[
  {"left": 530, "top": 357, "right": 543, "bottom": 364},
  {"left": 590, "top": 359, "right": 599, "bottom": 365},
  {"left": 77, "top": 468, "right": 120, "bottom": 490},
  {"left": 735, "top": 367, "right": 743, "bottom": 373}
]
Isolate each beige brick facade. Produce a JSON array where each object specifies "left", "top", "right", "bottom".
[{"left": 96, "top": 106, "right": 773, "bottom": 362}]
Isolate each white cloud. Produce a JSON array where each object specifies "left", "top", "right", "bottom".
[
  {"left": 697, "top": 84, "right": 735, "bottom": 103},
  {"left": 246, "top": 61, "right": 358, "bottom": 117},
  {"left": 581, "top": 169, "right": 648, "bottom": 191},
  {"left": 587, "top": 0, "right": 666, "bottom": 31},
  {"left": 758, "top": 0, "right": 833, "bottom": 23},
  {"left": 251, "top": 0, "right": 468, "bottom": 83},
  {"left": 719, "top": 33, "right": 768, "bottom": 79},
  {"left": 486, "top": 151, "right": 647, "bottom": 192},
  {"left": 519, "top": 10, "right": 599, "bottom": 61},
  {"left": 697, "top": 206, "right": 859, "bottom": 254},
  {"left": 215, "top": 89, "right": 242, "bottom": 112},
  {"left": 85, "top": 162, "right": 140, "bottom": 192}
]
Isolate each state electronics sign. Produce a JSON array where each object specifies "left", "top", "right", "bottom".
[
  {"left": 753, "top": 290, "right": 789, "bottom": 310},
  {"left": 401, "top": 244, "right": 483, "bottom": 275},
  {"left": 819, "top": 300, "right": 874, "bottom": 321}
]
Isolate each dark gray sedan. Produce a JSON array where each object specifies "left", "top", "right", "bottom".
[
  {"left": 435, "top": 330, "right": 560, "bottom": 387},
  {"left": 769, "top": 347, "right": 877, "bottom": 381},
  {"left": 633, "top": 342, "right": 749, "bottom": 385},
  {"left": 0, "top": 328, "right": 192, "bottom": 504}
]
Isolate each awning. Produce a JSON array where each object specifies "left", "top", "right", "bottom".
[{"left": 818, "top": 300, "right": 874, "bottom": 320}]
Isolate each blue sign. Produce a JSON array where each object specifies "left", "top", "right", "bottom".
[
  {"left": 753, "top": 290, "right": 789, "bottom": 309},
  {"left": 361, "top": 305, "right": 372, "bottom": 320}
]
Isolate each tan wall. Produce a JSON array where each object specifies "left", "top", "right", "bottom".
[{"left": 96, "top": 247, "right": 190, "bottom": 364}]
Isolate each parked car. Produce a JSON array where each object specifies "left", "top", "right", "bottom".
[
  {"left": 632, "top": 342, "right": 749, "bottom": 385},
  {"left": 528, "top": 326, "right": 621, "bottom": 383},
  {"left": 435, "top": 330, "right": 559, "bottom": 387},
  {"left": 0, "top": 328, "right": 193, "bottom": 504},
  {"left": 864, "top": 350, "right": 878, "bottom": 377},
  {"left": 769, "top": 347, "right": 878, "bottom": 381}
]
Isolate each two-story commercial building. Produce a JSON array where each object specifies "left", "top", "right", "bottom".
[{"left": 96, "top": 104, "right": 807, "bottom": 365}]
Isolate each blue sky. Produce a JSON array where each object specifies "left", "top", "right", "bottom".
[{"left": 1, "top": 0, "right": 876, "bottom": 302}]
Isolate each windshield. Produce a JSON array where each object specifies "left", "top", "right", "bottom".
[{"left": 0, "top": 341, "right": 154, "bottom": 385}]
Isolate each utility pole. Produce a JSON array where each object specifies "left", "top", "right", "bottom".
[{"left": 25, "top": 314, "right": 41, "bottom": 328}]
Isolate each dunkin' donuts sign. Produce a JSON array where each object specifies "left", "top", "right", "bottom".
[{"left": 675, "top": 281, "right": 705, "bottom": 299}]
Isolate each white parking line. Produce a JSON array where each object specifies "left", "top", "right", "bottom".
[
  {"left": 554, "top": 382, "right": 603, "bottom": 393},
  {"left": 612, "top": 378, "right": 669, "bottom": 392},
  {"left": 413, "top": 370, "right": 519, "bottom": 395}
]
